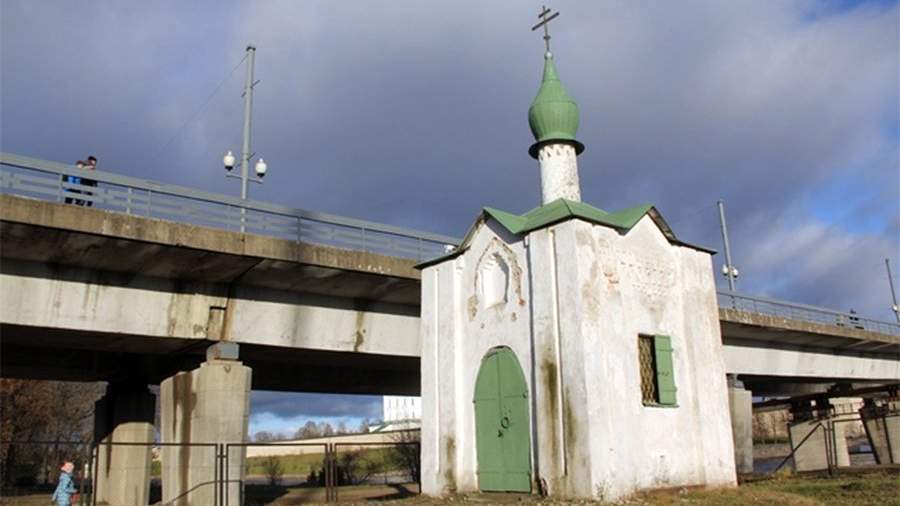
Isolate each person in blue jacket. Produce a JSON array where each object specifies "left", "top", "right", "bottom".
[
  {"left": 64, "top": 161, "right": 84, "bottom": 205},
  {"left": 51, "top": 461, "right": 77, "bottom": 506}
]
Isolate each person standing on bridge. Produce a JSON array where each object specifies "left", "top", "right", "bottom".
[
  {"left": 51, "top": 461, "right": 77, "bottom": 506},
  {"left": 63, "top": 160, "right": 84, "bottom": 205},
  {"left": 81, "top": 156, "right": 98, "bottom": 207}
]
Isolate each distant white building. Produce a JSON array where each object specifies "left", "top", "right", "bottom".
[{"left": 383, "top": 395, "right": 421, "bottom": 422}]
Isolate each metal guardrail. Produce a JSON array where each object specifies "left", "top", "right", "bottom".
[
  {"left": 3, "top": 153, "right": 896, "bottom": 334},
  {"left": 0, "top": 152, "right": 459, "bottom": 261},
  {"left": 718, "top": 291, "right": 900, "bottom": 337}
]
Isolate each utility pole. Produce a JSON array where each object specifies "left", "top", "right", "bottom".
[
  {"left": 718, "top": 199, "right": 738, "bottom": 291},
  {"left": 223, "top": 45, "right": 268, "bottom": 233},
  {"left": 887, "top": 258, "right": 900, "bottom": 323},
  {"left": 239, "top": 45, "right": 256, "bottom": 201}
]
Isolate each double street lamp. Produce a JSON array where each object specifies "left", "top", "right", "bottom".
[{"left": 222, "top": 45, "right": 269, "bottom": 231}]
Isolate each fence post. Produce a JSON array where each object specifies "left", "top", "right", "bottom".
[
  {"left": 57, "top": 173, "right": 64, "bottom": 202},
  {"left": 126, "top": 187, "right": 133, "bottom": 215},
  {"left": 146, "top": 190, "right": 152, "bottom": 217}
]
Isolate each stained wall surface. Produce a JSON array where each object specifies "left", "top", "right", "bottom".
[{"left": 421, "top": 215, "right": 737, "bottom": 501}]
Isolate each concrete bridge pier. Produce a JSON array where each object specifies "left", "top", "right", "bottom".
[
  {"left": 788, "top": 398, "right": 849, "bottom": 472},
  {"left": 160, "top": 343, "right": 251, "bottom": 505},
  {"left": 859, "top": 398, "right": 899, "bottom": 464},
  {"left": 727, "top": 378, "right": 753, "bottom": 474},
  {"left": 93, "top": 383, "right": 155, "bottom": 506}
]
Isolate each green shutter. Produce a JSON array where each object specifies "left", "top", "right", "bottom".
[{"left": 653, "top": 334, "right": 677, "bottom": 406}]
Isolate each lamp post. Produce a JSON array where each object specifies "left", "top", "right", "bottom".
[
  {"left": 717, "top": 199, "right": 739, "bottom": 291},
  {"left": 223, "top": 45, "right": 268, "bottom": 232},
  {"left": 887, "top": 258, "right": 900, "bottom": 323}
]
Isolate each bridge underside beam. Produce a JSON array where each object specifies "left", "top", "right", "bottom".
[
  {"left": 723, "top": 343, "right": 900, "bottom": 385},
  {"left": 0, "top": 324, "right": 420, "bottom": 395}
]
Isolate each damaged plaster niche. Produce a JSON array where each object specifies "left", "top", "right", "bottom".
[
  {"left": 479, "top": 253, "right": 509, "bottom": 308},
  {"left": 468, "top": 238, "right": 526, "bottom": 319}
]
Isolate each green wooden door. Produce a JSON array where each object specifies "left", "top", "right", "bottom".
[{"left": 474, "top": 347, "right": 531, "bottom": 492}]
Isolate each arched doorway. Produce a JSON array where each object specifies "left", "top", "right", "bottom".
[{"left": 474, "top": 347, "right": 531, "bottom": 492}]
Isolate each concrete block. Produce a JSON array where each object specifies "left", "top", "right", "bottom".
[
  {"left": 728, "top": 386, "right": 753, "bottom": 474},
  {"left": 860, "top": 401, "right": 900, "bottom": 465},
  {"left": 788, "top": 418, "right": 848, "bottom": 472}
]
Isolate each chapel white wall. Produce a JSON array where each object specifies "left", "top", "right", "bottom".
[
  {"left": 421, "top": 220, "right": 534, "bottom": 495},
  {"left": 421, "top": 215, "right": 737, "bottom": 500},
  {"left": 569, "top": 217, "right": 735, "bottom": 499}
]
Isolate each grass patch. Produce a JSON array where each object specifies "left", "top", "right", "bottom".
[
  {"left": 245, "top": 451, "right": 328, "bottom": 476},
  {"left": 627, "top": 470, "right": 899, "bottom": 506},
  {"left": 743, "top": 471, "right": 899, "bottom": 506}
]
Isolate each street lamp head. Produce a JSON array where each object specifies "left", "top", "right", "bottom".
[
  {"left": 255, "top": 158, "right": 267, "bottom": 178},
  {"left": 223, "top": 151, "right": 236, "bottom": 172}
]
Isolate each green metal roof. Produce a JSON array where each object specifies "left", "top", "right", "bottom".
[
  {"left": 528, "top": 55, "right": 584, "bottom": 158},
  {"left": 416, "top": 199, "right": 714, "bottom": 269}
]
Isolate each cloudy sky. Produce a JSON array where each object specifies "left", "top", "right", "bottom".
[{"left": 2, "top": 0, "right": 898, "bottom": 436}]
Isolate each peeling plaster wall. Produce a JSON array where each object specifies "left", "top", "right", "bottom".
[
  {"left": 538, "top": 143, "right": 581, "bottom": 204},
  {"left": 421, "top": 215, "right": 736, "bottom": 501},
  {"left": 421, "top": 220, "right": 533, "bottom": 495}
]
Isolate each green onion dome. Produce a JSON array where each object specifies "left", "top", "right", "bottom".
[{"left": 528, "top": 54, "right": 584, "bottom": 159}]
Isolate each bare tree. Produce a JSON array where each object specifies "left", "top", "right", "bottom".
[
  {"left": 336, "top": 448, "right": 382, "bottom": 485},
  {"left": 0, "top": 380, "right": 104, "bottom": 486},
  {"left": 389, "top": 429, "right": 421, "bottom": 483},
  {"left": 295, "top": 421, "right": 320, "bottom": 440},
  {"left": 261, "top": 456, "right": 284, "bottom": 486},
  {"left": 255, "top": 431, "right": 277, "bottom": 442}
]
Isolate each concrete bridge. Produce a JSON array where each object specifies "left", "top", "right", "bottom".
[
  {"left": 2, "top": 153, "right": 899, "bottom": 501},
  {"left": 3, "top": 192, "right": 898, "bottom": 392}
]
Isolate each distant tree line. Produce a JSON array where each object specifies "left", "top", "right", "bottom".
[{"left": 253, "top": 418, "right": 380, "bottom": 442}]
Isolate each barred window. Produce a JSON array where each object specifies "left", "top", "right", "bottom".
[
  {"left": 638, "top": 335, "right": 658, "bottom": 404},
  {"left": 639, "top": 334, "right": 678, "bottom": 406}
]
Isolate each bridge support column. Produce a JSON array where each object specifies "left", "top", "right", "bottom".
[
  {"left": 93, "top": 383, "right": 155, "bottom": 506},
  {"left": 727, "top": 379, "right": 753, "bottom": 474},
  {"left": 859, "top": 398, "right": 900, "bottom": 464},
  {"left": 160, "top": 343, "right": 251, "bottom": 506},
  {"left": 788, "top": 398, "right": 849, "bottom": 472}
]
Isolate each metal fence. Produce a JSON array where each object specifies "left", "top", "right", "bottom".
[
  {"left": 0, "top": 440, "right": 92, "bottom": 504},
  {"left": 0, "top": 152, "right": 459, "bottom": 261},
  {"left": 1, "top": 438, "right": 421, "bottom": 505},
  {"left": 718, "top": 291, "right": 900, "bottom": 337}
]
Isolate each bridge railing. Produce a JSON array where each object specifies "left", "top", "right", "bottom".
[
  {"left": 718, "top": 291, "right": 900, "bottom": 336},
  {"left": 0, "top": 152, "right": 459, "bottom": 261}
]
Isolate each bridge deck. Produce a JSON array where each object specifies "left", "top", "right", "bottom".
[{"left": 1, "top": 154, "right": 899, "bottom": 395}]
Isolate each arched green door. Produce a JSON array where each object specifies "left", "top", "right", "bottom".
[{"left": 474, "top": 347, "right": 531, "bottom": 492}]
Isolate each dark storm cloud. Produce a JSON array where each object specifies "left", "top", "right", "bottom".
[{"left": 1, "top": 2, "right": 896, "bottom": 312}]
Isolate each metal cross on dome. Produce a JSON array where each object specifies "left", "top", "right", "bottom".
[{"left": 531, "top": 5, "right": 560, "bottom": 54}]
